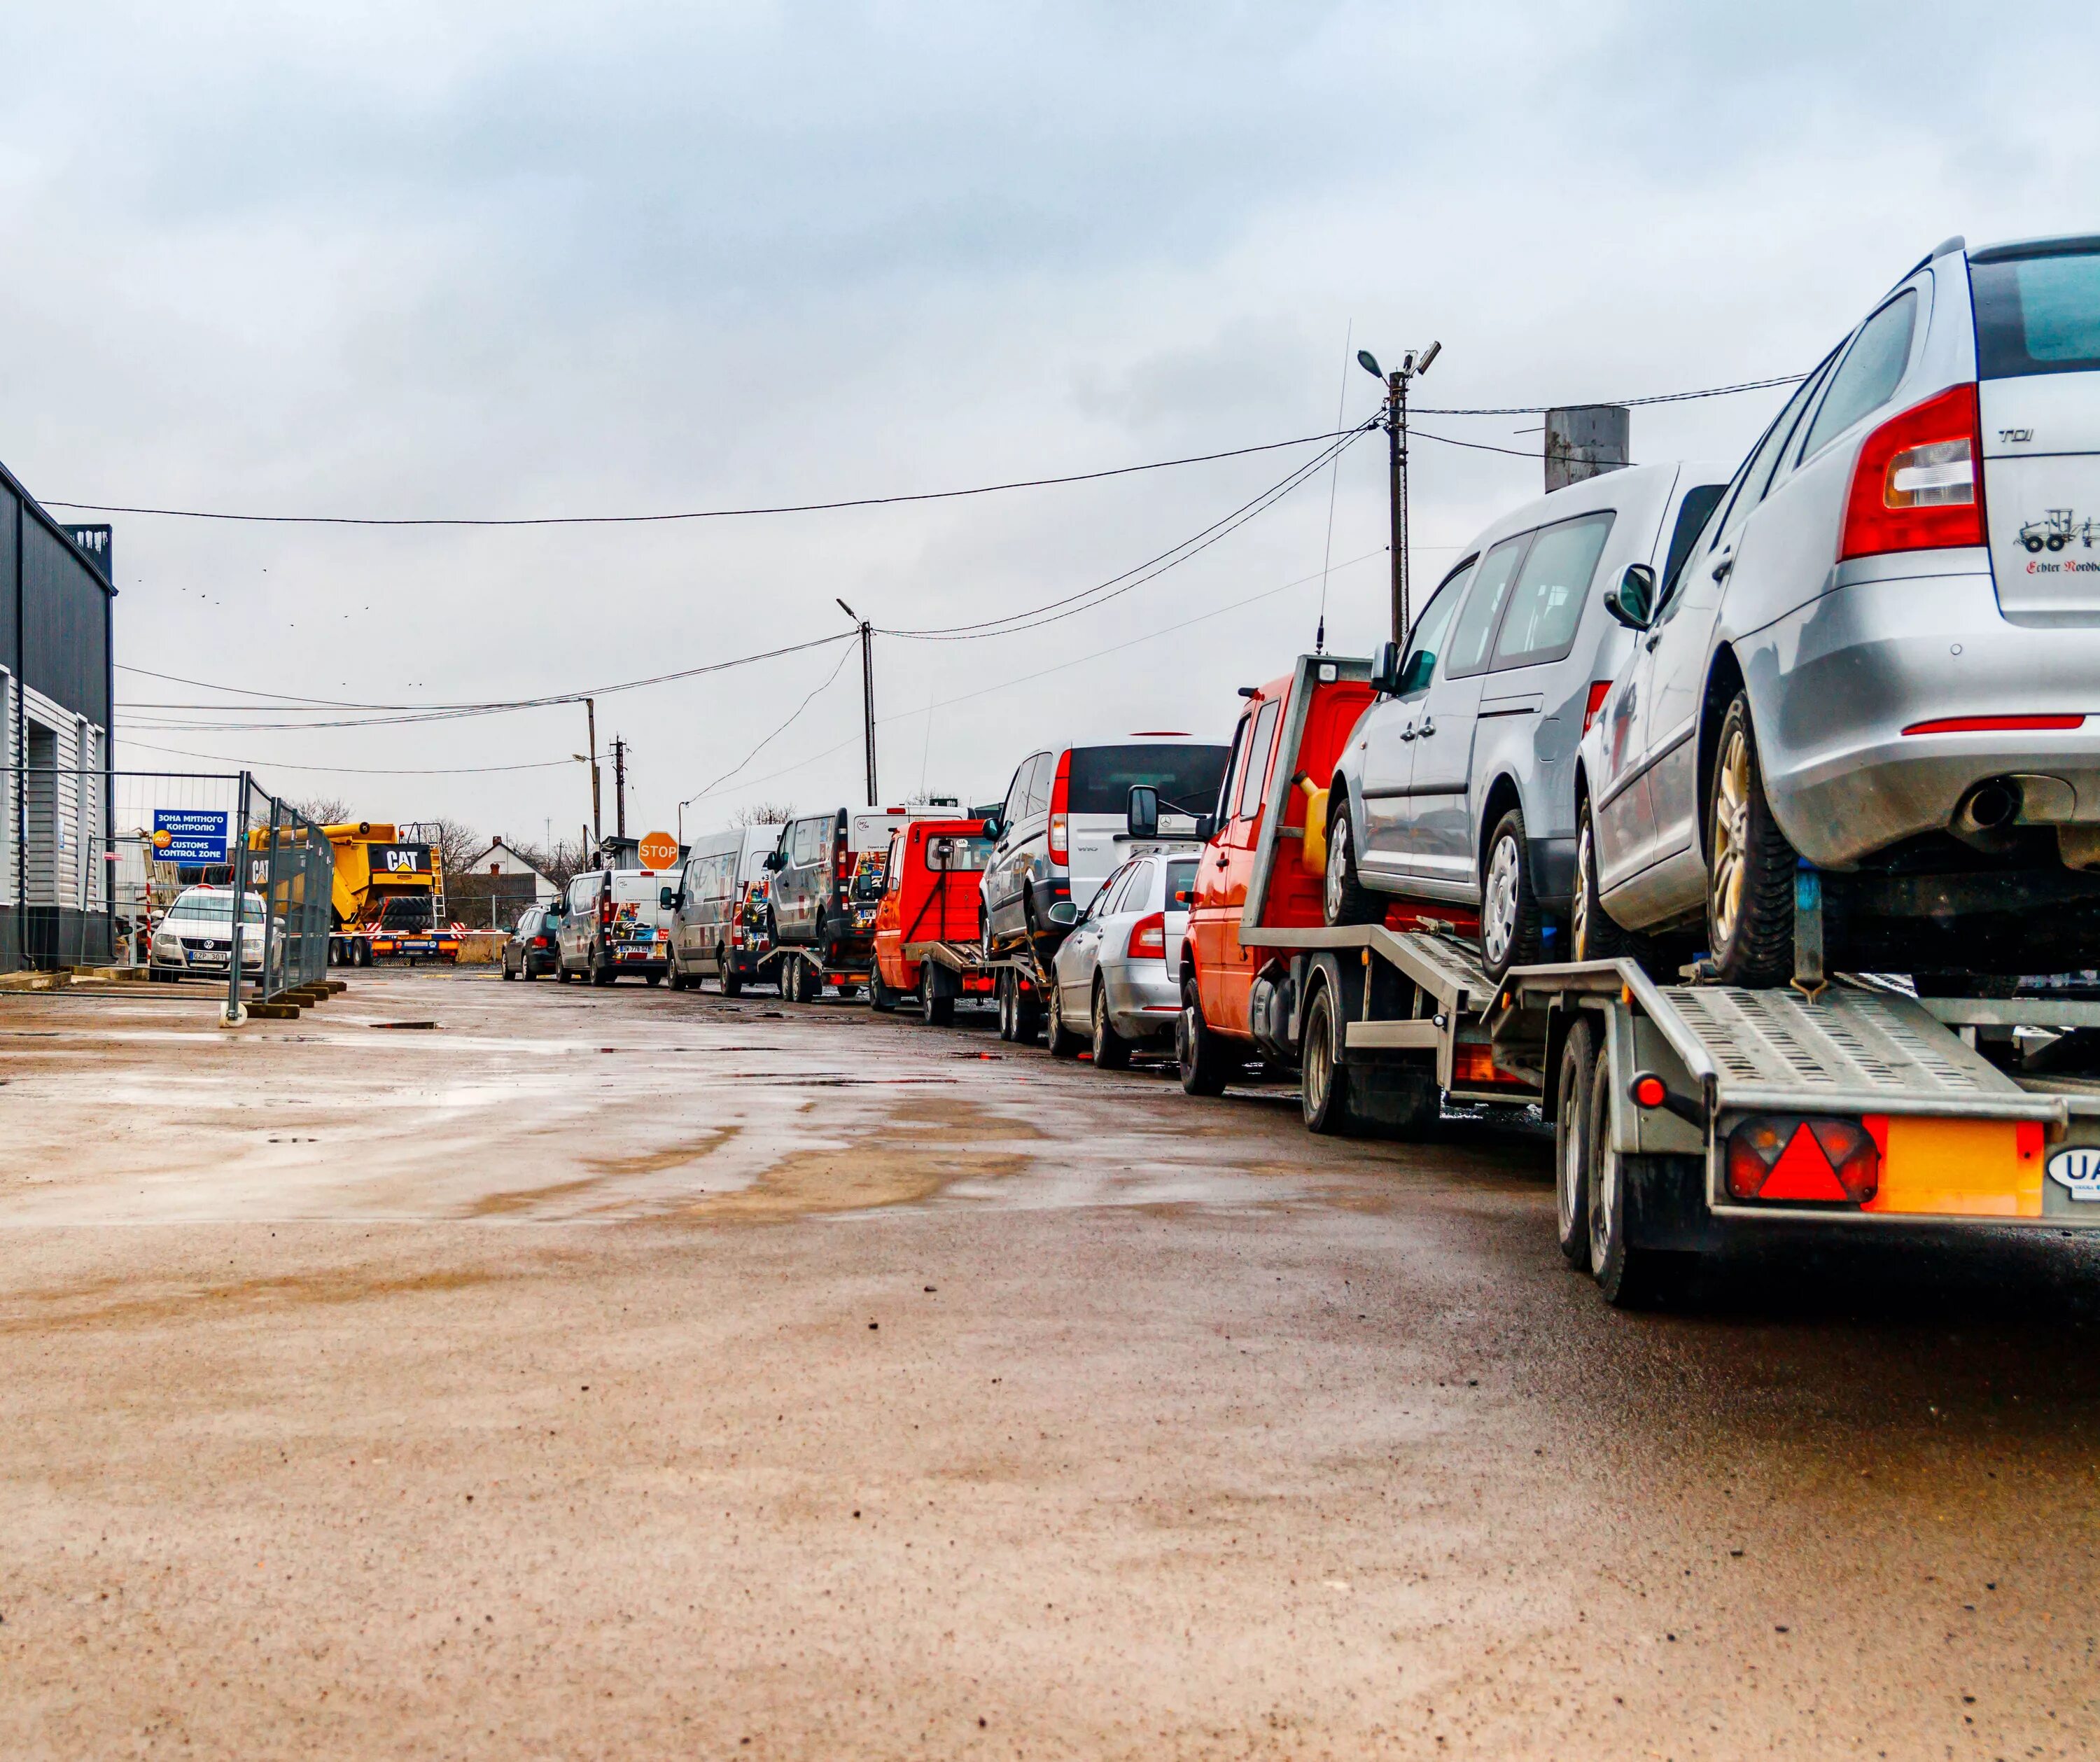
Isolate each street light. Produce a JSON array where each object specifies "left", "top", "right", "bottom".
[{"left": 1360, "top": 338, "right": 1443, "bottom": 644}]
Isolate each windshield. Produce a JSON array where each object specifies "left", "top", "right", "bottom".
[
  {"left": 167, "top": 893, "right": 267, "bottom": 923},
  {"left": 1971, "top": 246, "right": 2100, "bottom": 379},
  {"left": 1068, "top": 743, "right": 1230, "bottom": 816}
]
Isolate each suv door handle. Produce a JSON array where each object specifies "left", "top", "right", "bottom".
[
  {"left": 1399, "top": 725, "right": 1418, "bottom": 742},
  {"left": 1711, "top": 549, "right": 1734, "bottom": 582},
  {"left": 1213, "top": 853, "right": 1228, "bottom": 869},
  {"left": 1418, "top": 718, "right": 1436, "bottom": 738}
]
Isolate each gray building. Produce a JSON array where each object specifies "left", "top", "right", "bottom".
[{"left": 2, "top": 457, "right": 115, "bottom": 970}]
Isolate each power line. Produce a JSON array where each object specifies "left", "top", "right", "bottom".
[
  {"left": 48, "top": 427, "right": 1366, "bottom": 529},
  {"left": 678, "top": 642, "right": 857, "bottom": 809},
  {"left": 113, "top": 737, "right": 582, "bottom": 776},
  {"left": 1415, "top": 372, "right": 1803, "bottom": 416},
  {"left": 113, "top": 631, "right": 856, "bottom": 729},
  {"left": 880, "top": 423, "right": 1376, "bottom": 642}
]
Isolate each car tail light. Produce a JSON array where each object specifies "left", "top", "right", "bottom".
[
  {"left": 1839, "top": 382, "right": 1987, "bottom": 561},
  {"left": 1903, "top": 713, "right": 2085, "bottom": 734},
  {"left": 1582, "top": 680, "right": 1612, "bottom": 736},
  {"left": 531, "top": 935, "right": 550, "bottom": 949},
  {"left": 1725, "top": 1114, "right": 1879, "bottom": 1204},
  {"left": 598, "top": 895, "right": 612, "bottom": 928},
  {"left": 1049, "top": 750, "right": 1071, "bottom": 865},
  {"left": 1126, "top": 911, "right": 1166, "bottom": 959}
]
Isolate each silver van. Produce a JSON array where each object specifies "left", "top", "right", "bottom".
[
  {"left": 666, "top": 825, "right": 778, "bottom": 989},
  {"left": 556, "top": 868, "right": 674, "bottom": 986},
  {"left": 1323, "top": 460, "right": 1731, "bottom": 981},
  {"left": 979, "top": 738, "right": 1228, "bottom": 949}
]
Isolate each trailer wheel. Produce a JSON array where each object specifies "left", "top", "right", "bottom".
[
  {"left": 1090, "top": 980, "right": 1132, "bottom": 1070},
  {"left": 1177, "top": 975, "right": 1237, "bottom": 1096},
  {"left": 921, "top": 964, "right": 954, "bottom": 1028},
  {"left": 720, "top": 956, "right": 743, "bottom": 998},
  {"left": 1300, "top": 980, "right": 1358, "bottom": 1134},
  {"left": 1555, "top": 1017, "right": 1597, "bottom": 1270},
  {"left": 789, "top": 958, "right": 820, "bottom": 1004},
  {"left": 1586, "top": 1053, "right": 1686, "bottom": 1308},
  {"left": 1012, "top": 974, "right": 1042, "bottom": 1044},
  {"left": 1322, "top": 802, "right": 1384, "bottom": 927},
  {"left": 1044, "top": 976, "right": 1084, "bottom": 1057}
]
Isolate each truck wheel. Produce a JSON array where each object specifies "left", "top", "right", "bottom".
[
  {"left": 1322, "top": 802, "right": 1383, "bottom": 927},
  {"left": 1479, "top": 806, "right": 1545, "bottom": 984},
  {"left": 1177, "top": 974, "right": 1237, "bottom": 1097},
  {"left": 1586, "top": 1053, "right": 1687, "bottom": 1309},
  {"left": 1300, "top": 980, "right": 1359, "bottom": 1135},
  {"left": 789, "top": 959, "right": 818, "bottom": 1004},
  {"left": 1706, "top": 693, "right": 1795, "bottom": 987},
  {"left": 1012, "top": 974, "right": 1042, "bottom": 1044},
  {"left": 720, "top": 962, "right": 743, "bottom": 998},
  {"left": 1045, "top": 978, "right": 1084, "bottom": 1057},
  {"left": 869, "top": 976, "right": 896, "bottom": 1012},
  {"left": 1090, "top": 980, "right": 1132, "bottom": 1070},
  {"left": 1555, "top": 1017, "right": 1597, "bottom": 1270},
  {"left": 556, "top": 964, "right": 570, "bottom": 984},
  {"left": 591, "top": 960, "right": 616, "bottom": 986},
  {"left": 921, "top": 965, "right": 954, "bottom": 1028}
]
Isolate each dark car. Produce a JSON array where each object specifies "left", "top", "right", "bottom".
[{"left": 500, "top": 902, "right": 562, "bottom": 980}]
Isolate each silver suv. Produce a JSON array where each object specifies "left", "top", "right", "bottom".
[
  {"left": 1577, "top": 233, "right": 2100, "bottom": 985},
  {"left": 1322, "top": 461, "right": 1730, "bottom": 980}
]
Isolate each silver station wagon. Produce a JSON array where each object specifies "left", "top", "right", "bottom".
[
  {"left": 1322, "top": 460, "right": 1730, "bottom": 981},
  {"left": 1576, "top": 233, "right": 2100, "bottom": 986}
]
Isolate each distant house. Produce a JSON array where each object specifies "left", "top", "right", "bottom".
[{"left": 450, "top": 837, "right": 556, "bottom": 929}]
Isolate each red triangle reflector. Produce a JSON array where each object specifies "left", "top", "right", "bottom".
[{"left": 1758, "top": 1122, "right": 1851, "bottom": 1202}]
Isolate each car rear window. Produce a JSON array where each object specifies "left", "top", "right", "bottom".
[
  {"left": 926, "top": 834, "right": 991, "bottom": 872},
  {"left": 1067, "top": 743, "right": 1229, "bottom": 816},
  {"left": 1971, "top": 246, "right": 2100, "bottom": 379},
  {"left": 1492, "top": 512, "right": 1616, "bottom": 671}
]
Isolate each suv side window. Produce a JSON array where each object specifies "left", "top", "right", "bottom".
[
  {"left": 1492, "top": 512, "right": 1617, "bottom": 671},
  {"left": 1236, "top": 699, "right": 1280, "bottom": 819},
  {"left": 1397, "top": 560, "right": 1474, "bottom": 692},
  {"left": 1444, "top": 534, "right": 1532, "bottom": 679},
  {"left": 1798, "top": 290, "right": 1919, "bottom": 463},
  {"left": 1658, "top": 481, "right": 1729, "bottom": 606}
]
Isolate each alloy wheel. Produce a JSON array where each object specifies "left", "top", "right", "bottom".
[
  {"left": 1323, "top": 817, "right": 1350, "bottom": 923},
  {"left": 1710, "top": 729, "right": 1750, "bottom": 949},
  {"left": 1572, "top": 820, "right": 1595, "bottom": 960}
]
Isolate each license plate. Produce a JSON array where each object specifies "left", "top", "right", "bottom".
[{"left": 620, "top": 946, "right": 652, "bottom": 959}]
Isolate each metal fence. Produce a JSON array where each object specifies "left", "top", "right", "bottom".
[{"left": 4, "top": 767, "right": 333, "bottom": 1011}]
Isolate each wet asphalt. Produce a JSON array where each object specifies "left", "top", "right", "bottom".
[{"left": 1, "top": 967, "right": 2096, "bottom": 1757}]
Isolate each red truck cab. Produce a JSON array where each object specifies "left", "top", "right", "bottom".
[
  {"left": 1180, "top": 656, "right": 1376, "bottom": 1064},
  {"left": 873, "top": 819, "right": 996, "bottom": 1012}
]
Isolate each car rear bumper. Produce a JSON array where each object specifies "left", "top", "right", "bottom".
[
  {"left": 1103, "top": 959, "right": 1180, "bottom": 1037},
  {"left": 1749, "top": 565, "right": 2100, "bottom": 867}
]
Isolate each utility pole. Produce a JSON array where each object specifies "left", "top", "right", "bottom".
[
  {"left": 1359, "top": 341, "right": 1441, "bottom": 645},
  {"left": 610, "top": 736, "right": 629, "bottom": 841},
  {"left": 584, "top": 697, "right": 602, "bottom": 853},
  {"left": 836, "top": 599, "right": 877, "bottom": 805}
]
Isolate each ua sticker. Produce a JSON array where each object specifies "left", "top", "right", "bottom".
[{"left": 2045, "top": 1145, "right": 2100, "bottom": 1201}]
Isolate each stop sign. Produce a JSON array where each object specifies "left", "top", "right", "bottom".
[{"left": 637, "top": 830, "right": 680, "bottom": 872}]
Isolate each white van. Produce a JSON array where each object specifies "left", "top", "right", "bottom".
[
  {"left": 556, "top": 868, "right": 675, "bottom": 986},
  {"left": 666, "top": 826, "right": 778, "bottom": 989}
]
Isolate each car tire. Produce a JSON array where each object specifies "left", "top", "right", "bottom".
[
  {"left": 721, "top": 966, "right": 743, "bottom": 998},
  {"left": 1555, "top": 1017, "right": 1597, "bottom": 1270},
  {"left": 1706, "top": 692, "right": 1795, "bottom": 988},
  {"left": 921, "top": 963, "right": 954, "bottom": 1028},
  {"left": 1177, "top": 974, "right": 1236, "bottom": 1096},
  {"left": 666, "top": 963, "right": 687, "bottom": 991},
  {"left": 869, "top": 976, "right": 897, "bottom": 1013},
  {"left": 1045, "top": 978, "right": 1084, "bottom": 1057},
  {"left": 1571, "top": 799, "right": 1634, "bottom": 965},
  {"left": 1012, "top": 973, "right": 1042, "bottom": 1044},
  {"left": 1322, "top": 799, "right": 1383, "bottom": 927},
  {"left": 1479, "top": 806, "right": 1545, "bottom": 984},
  {"left": 1586, "top": 1051, "right": 1690, "bottom": 1309},
  {"left": 501, "top": 960, "right": 515, "bottom": 981},
  {"left": 645, "top": 972, "right": 662, "bottom": 986},
  {"left": 556, "top": 964, "right": 570, "bottom": 984},
  {"left": 591, "top": 962, "right": 616, "bottom": 986},
  {"left": 1091, "top": 980, "right": 1132, "bottom": 1070},
  {"left": 1299, "top": 980, "right": 1359, "bottom": 1135}
]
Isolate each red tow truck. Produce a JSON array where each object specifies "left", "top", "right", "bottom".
[{"left": 870, "top": 818, "right": 1000, "bottom": 1024}]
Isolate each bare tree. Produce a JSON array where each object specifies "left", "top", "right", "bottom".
[
  {"left": 510, "top": 834, "right": 589, "bottom": 889},
  {"left": 294, "top": 795, "right": 354, "bottom": 825},
  {"left": 729, "top": 799, "right": 794, "bottom": 828},
  {"left": 423, "top": 818, "right": 484, "bottom": 884}
]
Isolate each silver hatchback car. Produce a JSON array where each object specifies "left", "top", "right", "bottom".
[
  {"left": 1578, "top": 233, "right": 2100, "bottom": 985},
  {"left": 1045, "top": 850, "right": 1196, "bottom": 1067}
]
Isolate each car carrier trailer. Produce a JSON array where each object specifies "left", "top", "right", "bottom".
[{"left": 1209, "top": 653, "right": 2100, "bottom": 1308}]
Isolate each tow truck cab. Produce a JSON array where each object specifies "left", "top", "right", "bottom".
[{"left": 874, "top": 819, "right": 996, "bottom": 998}]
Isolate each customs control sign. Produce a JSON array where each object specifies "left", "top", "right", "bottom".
[{"left": 150, "top": 809, "right": 230, "bottom": 865}]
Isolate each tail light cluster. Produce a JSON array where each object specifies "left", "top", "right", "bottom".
[
  {"left": 1581, "top": 680, "right": 1612, "bottom": 736},
  {"left": 1126, "top": 911, "right": 1166, "bottom": 959},
  {"left": 1048, "top": 749, "right": 1072, "bottom": 865},
  {"left": 1726, "top": 1114, "right": 1880, "bottom": 1205},
  {"left": 1839, "top": 382, "right": 1987, "bottom": 561}
]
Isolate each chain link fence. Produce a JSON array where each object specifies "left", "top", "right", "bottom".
[{"left": 4, "top": 767, "right": 333, "bottom": 1013}]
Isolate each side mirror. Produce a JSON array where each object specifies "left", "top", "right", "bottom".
[
  {"left": 1604, "top": 563, "right": 1657, "bottom": 632},
  {"left": 659, "top": 886, "right": 678, "bottom": 911},
  {"left": 1126, "top": 785, "right": 1158, "bottom": 840},
  {"left": 763, "top": 851, "right": 785, "bottom": 871},
  {"left": 1046, "top": 900, "right": 1078, "bottom": 927},
  {"left": 1194, "top": 813, "right": 1217, "bottom": 845},
  {"left": 1371, "top": 639, "right": 1404, "bottom": 696},
  {"left": 980, "top": 816, "right": 1002, "bottom": 841}
]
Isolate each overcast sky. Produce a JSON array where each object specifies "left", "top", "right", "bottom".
[{"left": 5, "top": 1, "right": 2095, "bottom": 847}]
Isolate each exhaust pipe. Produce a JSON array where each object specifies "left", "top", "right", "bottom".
[{"left": 1952, "top": 778, "right": 2022, "bottom": 851}]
